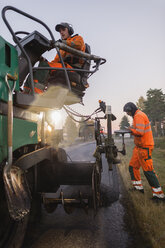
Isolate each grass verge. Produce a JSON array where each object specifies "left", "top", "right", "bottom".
[{"left": 117, "top": 137, "right": 165, "bottom": 248}]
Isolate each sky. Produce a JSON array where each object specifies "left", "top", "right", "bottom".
[{"left": 1, "top": 0, "right": 165, "bottom": 130}]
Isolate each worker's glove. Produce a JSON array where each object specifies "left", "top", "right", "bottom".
[
  {"left": 49, "top": 39, "right": 56, "bottom": 49},
  {"left": 56, "top": 39, "right": 67, "bottom": 45},
  {"left": 56, "top": 39, "right": 62, "bottom": 43},
  {"left": 55, "top": 39, "right": 67, "bottom": 49}
]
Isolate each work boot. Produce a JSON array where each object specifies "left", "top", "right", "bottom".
[
  {"left": 113, "top": 158, "right": 121, "bottom": 164},
  {"left": 83, "top": 82, "right": 89, "bottom": 88},
  {"left": 129, "top": 188, "right": 144, "bottom": 194},
  {"left": 151, "top": 196, "right": 165, "bottom": 203}
]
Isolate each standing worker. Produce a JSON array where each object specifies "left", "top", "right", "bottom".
[{"left": 123, "top": 102, "right": 165, "bottom": 201}]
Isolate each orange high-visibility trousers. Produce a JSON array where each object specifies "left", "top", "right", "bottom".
[
  {"left": 24, "top": 79, "right": 45, "bottom": 94},
  {"left": 129, "top": 146, "right": 164, "bottom": 198},
  {"left": 24, "top": 62, "right": 73, "bottom": 94}
]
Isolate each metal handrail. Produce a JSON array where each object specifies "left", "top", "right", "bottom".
[
  {"left": 2, "top": 6, "right": 106, "bottom": 94},
  {"left": 54, "top": 42, "right": 106, "bottom": 64},
  {"left": 1, "top": 6, "right": 72, "bottom": 92}
]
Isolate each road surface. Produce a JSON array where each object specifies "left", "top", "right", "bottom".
[{"left": 23, "top": 141, "right": 149, "bottom": 248}]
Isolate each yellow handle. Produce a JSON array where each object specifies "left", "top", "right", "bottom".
[
  {"left": 8, "top": 100, "right": 13, "bottom": 147},
  {"left": 7, "top": 73, "right": 18, "bottom": 81}
]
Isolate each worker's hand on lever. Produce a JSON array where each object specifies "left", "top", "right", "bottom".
[
  {"left": 124, "top": 126, "right": 130, "bottom": 129},
  {"left": 124, "top": 126, "right": 132, "bottom": 133},
  {"left": 56, "top": 39, "right": 62, "bottom": 43}
]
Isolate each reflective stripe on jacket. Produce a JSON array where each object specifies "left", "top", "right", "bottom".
[
  {"left": 130, "top": 110, "right": 154, "bottom": 147},
  {"left": 48, "top": 34, "right": 85, "bottom": 68}
]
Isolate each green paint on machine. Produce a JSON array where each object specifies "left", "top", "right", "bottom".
[
  {"left": 0, "top": 36, "right": 19, "bottom": 102},
  {"left": 0, "top": 115, "right": 38, "bottom": 163}
]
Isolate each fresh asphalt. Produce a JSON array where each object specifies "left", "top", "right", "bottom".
[{"left": 23, "top": 141, "right": 148, "bottom": 248}]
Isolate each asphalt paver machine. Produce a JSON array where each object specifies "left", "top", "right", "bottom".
[{"left": 0, "top": 6, "right": 129, "bottom": 248}]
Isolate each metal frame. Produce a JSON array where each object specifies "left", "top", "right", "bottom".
[
  {"left": 1, "top": 6, "right": 71, "bottom": 93},
  {"left": 2, "top": 6, "right": 106, "bottom": 95},
  {"left": 14, "top": 146, "right": 52, "bottom": 170}
]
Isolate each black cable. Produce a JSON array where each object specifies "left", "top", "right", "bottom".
[
  {"left": 64, "top": 108, "right": 91, "bottom": 123},
  {"left": 63, "top": 104, "right": 102, "bottom": 124},
  {"left": 65, "top": 105, "right": 90, "bottom": 118},
  {"left": 63, "top": 107, "right": 89, "bottom": 118},
  {"left": 64, "top": 105, "right": 101, "bottom": 118}
]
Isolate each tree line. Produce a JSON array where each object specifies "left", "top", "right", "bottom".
[{"left": 119, "top": 88, "right": 165, "bottom": 137}]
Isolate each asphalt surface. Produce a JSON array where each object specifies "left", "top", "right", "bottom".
[{"left": 23, "top": 141, "right": 147, "bottom": 248}]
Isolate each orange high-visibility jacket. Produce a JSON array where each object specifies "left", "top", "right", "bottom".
[
  {"left": 48, "top": 34, "right": 85, "bottom": 68},
  {"left": 130, "top": 110, "right": 154, "bottom": 147}
]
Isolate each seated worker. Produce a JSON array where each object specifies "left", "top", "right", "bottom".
[
  {"left": 24, "top": 22, "right": 88, "bottom": 94},
  {"left": 49, "top": 22, "right": 85, "bottom": 69}
]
